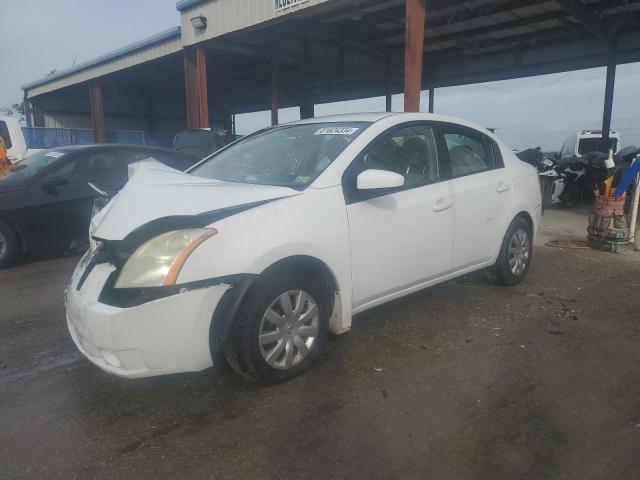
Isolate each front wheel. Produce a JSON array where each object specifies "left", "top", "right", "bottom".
[
  {"left": 0, "top": 220, "right": 19, "bottom": 269},
  {"left": 490, "top": 217, "right": 533, "bottom": 286},
  {"left": 224, "top": 270, "right": 329, "bottom": 384}
]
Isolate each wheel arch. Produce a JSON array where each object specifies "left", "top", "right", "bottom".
[
  {"left": 513, "top": 210, "right": 534, "bottom": 234},
  {"left": 490, "top": 209, "right": 536, "bottom": 265},
  {"left": 260, "top": 255, "right": 339, "bottom": 304},
  {"left": 209, "top": 254, "right": 342, "bottom": 366},
  {"left": 0, "top": 216, "right": 26, "bottom": 253}
]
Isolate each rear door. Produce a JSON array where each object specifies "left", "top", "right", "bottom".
[{"left": 439, "top": 124, "right": 512, "bottom": 270}]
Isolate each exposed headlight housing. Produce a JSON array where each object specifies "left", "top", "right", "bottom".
[{"left": 115, "top": 228, "right": 217, "bottom": 289}]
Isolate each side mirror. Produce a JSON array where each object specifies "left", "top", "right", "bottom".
[
  {"left": 40, "top": 177, "right": 68, "bottom": 195},
  {"left": 356, "top": 169, "right": 405, "bottom": 190}
]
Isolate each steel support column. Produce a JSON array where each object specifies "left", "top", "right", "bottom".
[
  {"left": 145, "top": 96, "right": 155, "bottom": 132},
  {"left": 33, "top": 103, "right": 44, "bottom": 128},
  {"left": 386, "top": 53, "right": 393, "bottom": 112},
  {"left": 23, "top": 94, "right": 33, "bottom": 128},
  {"left": 299, "top": 32, "right": 314, "bottom": 119},
  {"left": 300, "top": 97, "right": 314, "bottom": 119},
  {"left": 404, "top": 0, "right": 426, "bottom": 112},
  {"left": 270, "top": 51, "right": 279, "bottom": 126},
  {"left": 88, "top": 81, "right": 106, "bottom": 143},
  {"left": 428, "top": 86, "right": 434, "bottom": 113},
  {"left": 184, "top": 47, "right": 209, "bottom": 129},
  {"left": 601, "top": 52, "right": 616, "bottom": 144}
]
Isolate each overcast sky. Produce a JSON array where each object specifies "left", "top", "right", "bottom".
[{"left": 2, "top": 0, "right": 639, "bottom": 151}]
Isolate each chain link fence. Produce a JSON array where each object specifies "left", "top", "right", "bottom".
[{"left": 22, "top": 127, "right": 175, "bottom": 150}]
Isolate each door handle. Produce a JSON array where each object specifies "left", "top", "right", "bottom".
[
  {"left": 433, "top": 198, "right": 454, "bottom": 212},
  {"left": 496, "top": 182, "right": 512, "bottom": 193}
]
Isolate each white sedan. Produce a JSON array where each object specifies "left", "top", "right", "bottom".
[{"left": 66, "top": 113, "right": 541, "bottom": 384}]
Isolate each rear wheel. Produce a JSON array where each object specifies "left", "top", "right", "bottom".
[
  {"left": 225, "top": 270, "right": 329, "bottom": 384},
  {"left": 0, "top": 220, "right": 19, "bottom": 269},
  {"left": 491, "top": 217, "right": 533, "bottom": 286}
]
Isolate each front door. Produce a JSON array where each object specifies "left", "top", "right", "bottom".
[
  {"left": 343, "top": 123, "right": 454, "bottom": 309},
  {"left": 26, "top": 150, "right": 117, "bottom": 250}
]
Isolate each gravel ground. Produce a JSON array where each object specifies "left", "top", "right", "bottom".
[{"left": 1, "top": 224, "right": 639, "bottom": 479}]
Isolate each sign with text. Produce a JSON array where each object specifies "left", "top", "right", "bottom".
[{"left": 275, "top": 0, "right": 309, "bottom": 12}]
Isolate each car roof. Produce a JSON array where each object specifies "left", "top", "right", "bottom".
[
  {"left": 285, "top": 112, "right": 398, "bottom": 125},
  {"left": 284, "top": 112, "right": 500, "bottom": 140},
  {"left": 284, "top": 112, "right": 489, "bottom": 128}
]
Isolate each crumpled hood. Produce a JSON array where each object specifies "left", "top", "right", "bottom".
[{"left": 93, "top": 162, "right": 301, "bottom": 241}]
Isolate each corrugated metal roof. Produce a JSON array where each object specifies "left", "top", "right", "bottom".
[
  {"left": 22, "top": 0, "right": 640, "bottom": 109},
  {"left": 176, "top": 0, "right": 208, "bottom": 12},
  {"left": 22, "top": 27, "right": 182, "bottom": 92},
  {"left": 179, "top": 0, "right": 332, "bottom": 47}
]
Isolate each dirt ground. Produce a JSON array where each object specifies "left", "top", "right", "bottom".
[{"left": 1, "top": 210, "right": 639, "bottom": 480}]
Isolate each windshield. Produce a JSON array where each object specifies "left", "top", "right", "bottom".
[
  {"left": 189, "top": 122, "right": 369, "bottom": 188},
  {"left": 578, "top": 137, "right": 618, "bottom": 155},
  {"left": 0, "top": 150, "right": 66, "bottom": 184}
]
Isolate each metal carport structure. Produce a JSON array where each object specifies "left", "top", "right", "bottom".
[{"left": 22, "top": 0, "right": 640, "bottom": 144}]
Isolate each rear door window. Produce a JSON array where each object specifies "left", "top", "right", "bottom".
[
  {"left": 53, "top": 151, "right": 119, "bottom": 185},
  {"left": 441, "top": 126, "right": 500, "bottom": 177}
]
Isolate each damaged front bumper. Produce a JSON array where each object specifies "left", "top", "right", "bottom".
[{"left": 65, "top": 254, "right": 232, "bottom": 379}]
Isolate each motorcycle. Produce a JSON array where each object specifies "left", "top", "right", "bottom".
[
  {"left": 554, "top": 156, "right": 589, "bottom": 208},
  {"left": 557, "top": 146, "right": 639, "bottom": 208},
  {"left": 516, "top": 147, "right": 561, "bottom": 210},
  {"left": 518, "top": 145, "right": 639, "bottom": 210}
]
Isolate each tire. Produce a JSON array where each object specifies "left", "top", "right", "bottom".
[
  {"left": 224, "top": 269, "right": 329, "bottom": 384},
  {"left": 560, "top": 184, "right": 578, "bottom": 208},
  {"left": 0, "top": 220, "right": 19, "bottom": 269},
  {"left": 490, "top": 217, "right": 533, "bottom": 286}
]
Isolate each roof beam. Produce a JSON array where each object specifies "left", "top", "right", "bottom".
[
  {"left": 554, "top": 0, "right": 610, "bottom": 42},
  {"left": 423, "top": 10, "right": 566, "bottom": 45},
  {"left": 373, "top": 0, "right": 554, "bottom": 40}
]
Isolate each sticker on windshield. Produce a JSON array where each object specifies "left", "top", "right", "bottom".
[
  {"left": 314, "top": 127, "right": 359, "bottom": 135},
  {"left": 294, "top": 176, "right": 310, "bottom": 183},
  {"left": 45, "top": 151, "right": 65, "bottom": 158}
]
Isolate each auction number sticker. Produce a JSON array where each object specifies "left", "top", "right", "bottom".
[
  {"left": 275, "top": 0, "right": 308, "bottom": 11},
  {"left": 314, "top": 127, "right": 359, "bottom": 135}
]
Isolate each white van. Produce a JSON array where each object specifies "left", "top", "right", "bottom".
[
  {"left": 0, "top": 116, "right": 41, "bottom": 162},
  {"left": 559, "top": 130, "right": 620, "bottom": 159}
]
